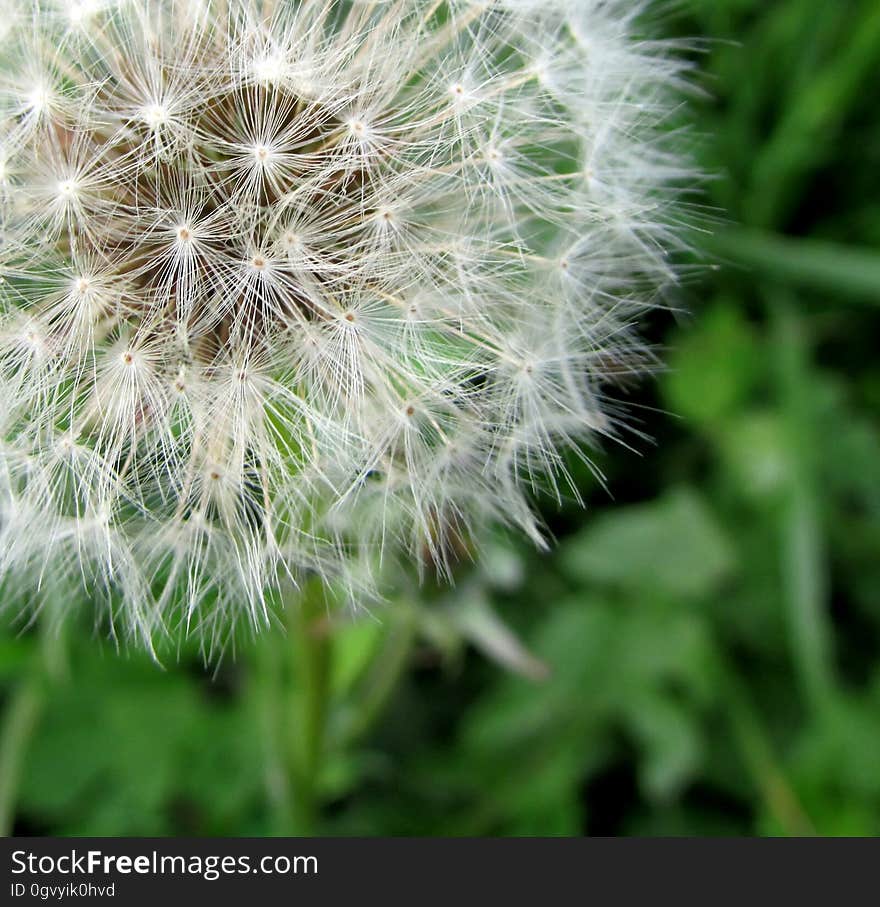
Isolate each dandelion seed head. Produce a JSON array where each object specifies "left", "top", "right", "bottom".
[{"left": 0, "top": 0, "right": 696, "bottom": 650}]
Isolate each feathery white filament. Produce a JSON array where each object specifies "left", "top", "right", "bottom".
[{"left": 0, "top": 0, "right": 694, "bottom": 650}]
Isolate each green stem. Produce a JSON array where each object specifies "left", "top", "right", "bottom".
[
  {"left": 256, "top": 592, "right": 416, "bottom": 833},
  {"left": 719, "top": 656, "right": 815, "bottom": 836},
  {"left": 252, "top": 632, "right": 295, "bottom": 835},
  {"left": 289, "top": 584, "right": 332, "bottom": 833},
  {"left": 710, "top": 228, "right": 880, "bottom": 304},
  {"left": 0, "top": 678, "right": 43, "bottom": 837},
  {"left": 770, "top": 294, "right": 838, "bottom": 718},
  {"left": 253, "top": 583, "right": 332, "bottom": 835}
]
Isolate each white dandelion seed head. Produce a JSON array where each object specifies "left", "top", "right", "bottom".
[{"left": 0, "top": 0, "right": 696, "bottom": 650}]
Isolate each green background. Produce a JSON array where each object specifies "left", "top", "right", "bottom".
[{"left": 2, "top": 0, "right": 879, "bottom": 836}]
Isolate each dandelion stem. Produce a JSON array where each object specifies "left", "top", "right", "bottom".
[
  {"left": 287, "top": 582, "right": 332, "bottom": 834},
  {"left": 255, "top": 584, "right": 333, "bottom": 834},
  {"left": 253, "top": 632, "right": 295, "bottom": 834}
]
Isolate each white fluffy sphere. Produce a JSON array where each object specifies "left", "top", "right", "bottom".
[{"left": 0, "top": 0, "right": 695, "bottom": 649}]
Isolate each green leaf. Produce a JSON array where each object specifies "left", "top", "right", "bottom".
[
  {"left": 663, "top": 301, "right": 761, "bottom": 426},
  {"left": 330, "top": 618, "right": 385, "bottom": 697},
  {"left": 624, "top": 694, "right": 703, "bottom": 801},
  {"left": 559, "top": 488, "right": 736, "bottom": 599},
  {"left": 718, "top": 410, "right": 790, "bottom": 501}
]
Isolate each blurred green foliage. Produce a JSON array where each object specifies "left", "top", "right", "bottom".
[{"left": 2, "top": 0, "right": 880, "bottom": 836}]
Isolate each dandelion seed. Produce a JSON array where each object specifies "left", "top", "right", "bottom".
[
  {"left": 252, "top": 52, "right": 287, "bottom": 86},
  {"left": 141, "top": 104, "right": 169, "bottom": 129}
]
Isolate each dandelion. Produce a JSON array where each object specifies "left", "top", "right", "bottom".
[{"left": 0, "top": 0, "right": 695, "bottom": 650}]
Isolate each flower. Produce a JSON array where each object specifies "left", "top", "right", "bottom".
[{"left": 0, "top": 0, "right": 695, "bottom": 649}]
